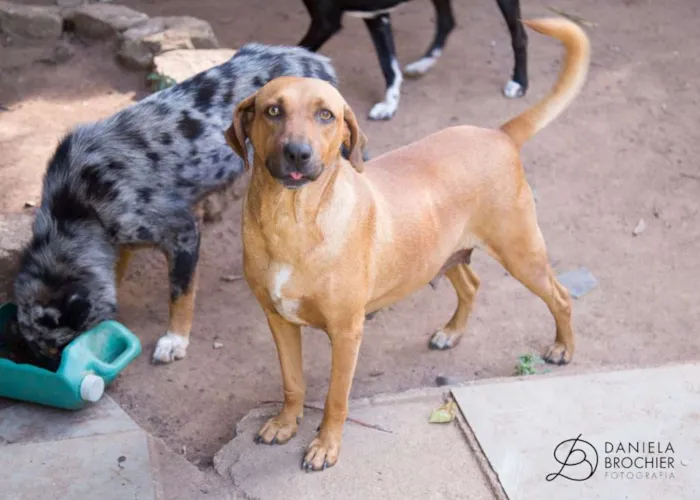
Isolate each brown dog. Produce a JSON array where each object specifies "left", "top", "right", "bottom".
[{"left": 225, "top": 17, "right": 590, "bottom": 471}]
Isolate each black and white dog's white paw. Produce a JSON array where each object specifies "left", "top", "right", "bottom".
[
  {"left": 503, "top": 79, "right": 526, "bottom": 99},
  {"left": 368, "top": 98, "right": 399, "bottom": 120},
  {"left": 368, "top": 60, "right": 403, "bottom": 120},
  {"left": 404, "top": 49, "right": 443, "bottom": 78}
]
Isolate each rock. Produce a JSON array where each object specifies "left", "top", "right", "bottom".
[
  {"left": 213, "top": 341, "right": 223, "bottom": 350},
  {"left": 557, "top": 267, "right": 598, "bottom": 299},
  {"left": 38, "top": 41, "right": 75, "bottom": 65},
  {"left": 71, "top": 3, "right": 148, "bottom": 40},
  {"left": 0, "top": 213, "right": 33, "bottom": 300},
  {"left": 117, "top": 16, "right": 219, "bottom": 70},
  {"left": 153, "top": 48, "right": 235, "bottom": 83},
  {"left": 632, "top": 217, "right": 646, "bottom": 236},
  {"left": 119, "top": 29, "right": 192, "bottom": 70},
  {"left": 0, "top": 1, "right": 62, "bottom": 40},
  {"left": 165, "top": 16, "right": 218, "bottom": 49}
]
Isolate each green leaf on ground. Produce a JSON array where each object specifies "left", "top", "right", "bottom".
[
  {"left": 429, "top": 400, "right": 457, "bottom": 424},
  {"left": 146, "top": 72, "right": 177, "bottom": 92},
  {"left": 514, "top": 353, "right": 546, "bottom": 376}
]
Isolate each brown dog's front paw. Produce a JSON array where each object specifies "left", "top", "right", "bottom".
[
  {"left": 255, "top": 415, "right": 299, "bottom": 445},
  {"left": 429, "top": 330, "right": 462, "bottom": 350},
  {"left": 543, "top": 342, "right": 573, "bottom": 365},
  {"left": 301, "top": 433, "right": 341, "bottom": 472}
]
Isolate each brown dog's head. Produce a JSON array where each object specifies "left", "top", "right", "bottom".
[{"left": 225, "top": 76, "right": 367, "bottom": 189}]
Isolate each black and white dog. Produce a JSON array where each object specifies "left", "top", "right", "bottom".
[
  {"left": 298, "top": 0, "right": 528, "bottom": 120},
  {"left": 13, "top": 44, "right": 340, "bottom": 366}
]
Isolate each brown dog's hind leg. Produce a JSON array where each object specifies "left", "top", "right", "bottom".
[
  {"left": 487, "top": 203, "right": 574, "bottom": 365},
  {"left": 256, "top": 312, "right": 305, "bottom": 446},
  {"left": 507, "top": 258, "right": 573, "bottom": 365},
  {"left": 429, "top": 264, "right": 480, "bottom": 350}
]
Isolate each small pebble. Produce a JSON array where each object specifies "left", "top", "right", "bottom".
[
  {"left": 213, "top": 341, "right": 223, "bottom": 350},
  {"left": 632, "top": 217, "right": 646, "bottom": 236},
  {"left": 436, "top": 375, "right": 459, "bottom": 387},
  {"left": 557, "top": 267, "right": 598, "bottom": 299}
]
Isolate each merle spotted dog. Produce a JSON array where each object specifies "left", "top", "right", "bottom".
[{"left": 13, "top": 44, "right": 341, "bottom": 366}]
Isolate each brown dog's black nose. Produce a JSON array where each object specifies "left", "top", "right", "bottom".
[{"left": 283, "top": 142, "right": 313, "bottom": 165}]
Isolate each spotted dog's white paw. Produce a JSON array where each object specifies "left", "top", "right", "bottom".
[
  {"left": 152, "top": 332, "right": 189, "bottom": 364},
  {"left": 503, "top": 80, "right": 525, "bottom": 99}
]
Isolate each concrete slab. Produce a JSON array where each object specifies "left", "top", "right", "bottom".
[
  {"left": 452, "top": 363, "right": 700, "bottom": 500},
  {"left": 0, "top": 395, "right": 139, "bottom": 445},
  {"left": 214, "top": 389, "right": 500, "bottom": 500},
  {"left": 0, "top": 430, "right": 155, "bottom": 500},
  {"left": 0, "top": 395, "right": 238, "bottom": 500},
  {"left": 148, "top": 434, "right": 240, "bottom": 500}
]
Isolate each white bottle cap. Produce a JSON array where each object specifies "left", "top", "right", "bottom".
[{"left": 80, "top": 374, "right": 105, "bottom": 403}]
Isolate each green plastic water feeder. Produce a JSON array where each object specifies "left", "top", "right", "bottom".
[{"left": 0, "top": 302, "right": 141, "bottom": 410}]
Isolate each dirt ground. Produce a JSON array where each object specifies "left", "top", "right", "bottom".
[{"left": 1, "top": 0, "right": 699, "bottom": 466}]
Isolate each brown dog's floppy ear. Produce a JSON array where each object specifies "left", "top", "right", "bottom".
[
  {"left": 224, "top": 93, "right": 257, "bottom": 172},
  {"left": 342, "top": 104, "right": 367, "bottom": 173}
]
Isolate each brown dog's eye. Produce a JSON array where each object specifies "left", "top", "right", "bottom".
[
  {"left": 318, "top": 109, "right": 334, "bottom": 122},
  {"left": 266, "top": 105, "right": 281, "bottom": 118}
]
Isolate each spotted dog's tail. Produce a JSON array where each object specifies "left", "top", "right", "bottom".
[{"left": 501, "top": 18, "right": 590, "bottom": 149}]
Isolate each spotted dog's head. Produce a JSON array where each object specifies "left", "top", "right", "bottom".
[
  {"left": 13, "top": 210, "right": 117, "bottom": 363},
  {"left": 14, "top": 280, "right": 90, "bottom": 361},
  {"left": 225, "top": 76, "right": 367, "bottom": 190}
]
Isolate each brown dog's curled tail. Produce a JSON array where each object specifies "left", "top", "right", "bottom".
[{"left": 501, "top": 18, "right": 591, "bottom": 148}]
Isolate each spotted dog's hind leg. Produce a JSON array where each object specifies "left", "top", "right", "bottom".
[
  {"left": 152, "top": 209, "right": 201, "bottom": 364},
  {"left": 115, "top": 247, "right": 132, "bottom": 287}
]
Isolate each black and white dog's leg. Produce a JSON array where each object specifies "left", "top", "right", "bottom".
[
  {"left": 298, "top": 0, "right": 343, "bottom": 51},
  {"left": 152, "top": 209, "right": 201, "bottom": 364},
  {"left": 404, "top": 0, "right": 455, "bottom": 77},
  {"left": 364, "top": 13, "right": 402, "bottom": 121},
  {"left": 496, "top": 0, "right": 528, "bottom": 98}
]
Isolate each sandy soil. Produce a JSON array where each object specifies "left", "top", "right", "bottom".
[{"left": 1, "top": 0, "right": 699, "bottom": 466}]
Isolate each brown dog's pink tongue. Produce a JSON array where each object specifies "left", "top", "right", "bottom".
[{"left": 290, "top": 172, "right": 302, "bottom": 180}]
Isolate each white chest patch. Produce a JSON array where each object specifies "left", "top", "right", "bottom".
[{"left": 269, "top": 262, "right": 306, "bottom": 325}]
